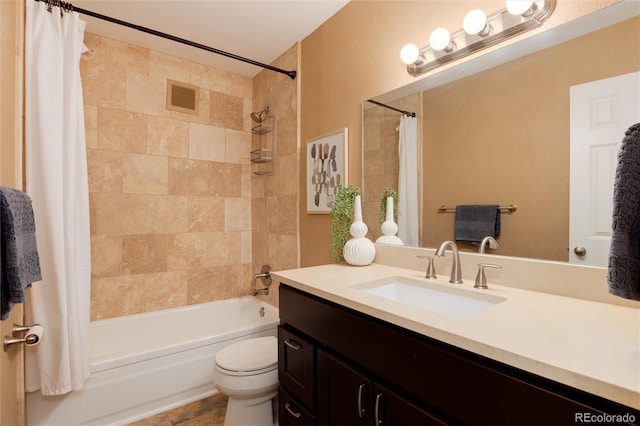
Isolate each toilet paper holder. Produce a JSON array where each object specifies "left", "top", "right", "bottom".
[{"left": 3, "top": 323, "right": 44, "bottom": 351}]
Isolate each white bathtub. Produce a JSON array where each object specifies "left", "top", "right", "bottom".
[{"left": 27, "top": 296, "right": 279, "bottom": 426}]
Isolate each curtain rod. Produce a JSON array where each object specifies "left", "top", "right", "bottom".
[
  {"left": 34, "top": 0, "right": 297, "bottom": 80},
  {"left": 366, "top": 99, "right": 416, "bottom": 117}
]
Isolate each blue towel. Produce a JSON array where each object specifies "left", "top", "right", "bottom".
[
  {"left": 607, "top": 123, "right": 640, "bottom": 301},
  {"left": 454, "top": 204, "right": 500, "bottom": 245},
  {"left": 0, "top": 186, "right": 42, "bottom": 320}
]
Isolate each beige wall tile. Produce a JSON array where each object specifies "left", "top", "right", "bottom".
[
  {"left": 93, "top": 193, "right": 189, "bottom": 235},
  {"left": 101, "top": 37, "right": 149, "bottom": 74},
  {"left": 167, "top": 232, "right": 206, "bottom": 271},
  {"left": 84, "top": 105, "right": 98, "bottom": 149},
  {"left": 225, "top": 198, "right": 251, "bottom": 231},
  {"left": 186, "top": 267, "right": 225, "bottom": 304},
  {"left": 191, "top": 62, "right": 226, "bottom": 93},
  {"left": 91, "top": 235, "right": 122, "bottom": 278},
  {"left": 87, "top": 149, "right": 123, "bottom": 193},
  {"left": 188, "top": 196, "right": 225, "bottom": 232},
  {"left": 123, "top": 153, "right": 168, "bottom": 195},
  {"left": 149, "top": 51, "right": 190, "bottom": 81},
  {"left": 241, "top": 231, "right": 252, "bottom": 264},
  {"left": 205, "top": 231, "right": 241, "bottom": 266},
  {"left": 210, "top": 91, "right": 243, "bottom": 130},
  {"left": 189, "top": 123, "right": 226, "bottom": 162},
  {"left": 225, "top": 129, "right": 251, "bottom": 164},
  {"left": 98, "top": 107, "right": 147, "bottom": 153},
  {"left": 147, "top": 116, "right": 189, "bottom": 158},
  {"left": 209, "top": 163, "right": 242, "bottom": 197},
  {"left": 227, "top": 72, "right": 252, "bottom": 99},
  {"left": 126, "top": 71, "right": 169, "bottom": 117},
  {"left": 168, "top": 157, "right": 211, "bottom": 196},
  {"left": 122, "top": 234, "right": 168, "bottom": 274},
  {"left": 142, "top": 271, "right": 189, "bottom": 312}
]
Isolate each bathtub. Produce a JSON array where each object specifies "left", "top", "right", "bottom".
[{"left": 27, "top": 296, "right": 279, "bottom": 426}]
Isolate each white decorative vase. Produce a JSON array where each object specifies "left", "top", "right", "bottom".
[
  {"left": 376, "top": 197, "right": 403, "bottom": 245},
  {"left": 343, "top": 195, "right": 376, "bottom": 266}
]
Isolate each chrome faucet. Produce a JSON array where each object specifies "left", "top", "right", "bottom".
[
  {"left": 479, "top": 236, "right": 499, "bottom": 253},
  {"left": 435, "top": 241, "right": 463, "bottom": 284}
]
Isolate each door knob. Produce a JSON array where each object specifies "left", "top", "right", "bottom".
[{"left": 574, "top": 246, "right": 587, "bottom": 256}]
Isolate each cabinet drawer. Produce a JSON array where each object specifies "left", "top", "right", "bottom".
[
  {"left": 279, "top": 387, "right": 316, "bottom": 426},
  {"left": 278, "top": 325, "right": 316, "bottom": 410}
]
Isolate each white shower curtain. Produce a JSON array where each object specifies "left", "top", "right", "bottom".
[
  {"left": 24, "top": 0, "right": 91, "bottom": 395},
  {"left": 398, "top": 115, "right": 419, "bottom": 247}
]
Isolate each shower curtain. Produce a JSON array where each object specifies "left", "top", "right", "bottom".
[
  {"left": 398, "top": 115, "right": 419, "bottom": 246},
  {"left": 24, "top": 0, "right": 91, "bottom": 395}
]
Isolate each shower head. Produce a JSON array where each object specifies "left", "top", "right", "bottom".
[{"left": 251, "top": 106, "right": 270, "bottom": 123}]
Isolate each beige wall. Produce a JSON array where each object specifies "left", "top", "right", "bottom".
[
  {"left": 299, "top": 0, "right": 621, "bottom": 267},
  {"left": 82, "top": 34, "right": 298, "bottom": 320}
]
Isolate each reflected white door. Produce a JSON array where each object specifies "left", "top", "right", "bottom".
[{"left": 569, "top": 71, "right": 640, "bottom": 266}]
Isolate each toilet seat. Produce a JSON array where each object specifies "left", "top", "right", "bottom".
[{"left": 215, "top": 336, "right": 277, "bottom": 377}]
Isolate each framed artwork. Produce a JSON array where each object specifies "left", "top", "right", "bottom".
[{"left": 306, "top": 128, "right": 348, "bottom": 214}]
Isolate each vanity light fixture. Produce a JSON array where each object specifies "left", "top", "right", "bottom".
[{"left": 401, "top": 0, "right": 556, "bottom": 76}]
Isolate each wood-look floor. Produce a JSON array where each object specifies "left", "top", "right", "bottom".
[{"left": 128, "top": 394, "right": 228, "bottom": 426}]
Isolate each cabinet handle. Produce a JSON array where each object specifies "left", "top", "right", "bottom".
[
  {"left": 357, "top": 384, "right": 365, "bottom": 418},
  {"left": 375, "top": 393, "right": 383, "bottom": 425},
  {"left": 285, "top": 402, "right": 302, "bottom": 418},
  {"left": 284, "top": 338, "right": 301, "bottom": 350}
]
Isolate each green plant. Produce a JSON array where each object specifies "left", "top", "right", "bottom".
[
  {"left": 330, "top": 184, "right": 361, "bottom": 263},
  {"left": 379, "top": 187, "right": 398, "bottom": 224}
]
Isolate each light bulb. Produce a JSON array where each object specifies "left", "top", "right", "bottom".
[
  {"left": 463, "top": 9, "right": 491, "bottom": 36},
  {"left": 400, "top": 44, "right": 420, "bottom": 65},
  {"left": 506, "top": 0, "right": 537, "bottom": 16},
  {"left": 429, "top": 28, "right": 454, "bottom": 52}
]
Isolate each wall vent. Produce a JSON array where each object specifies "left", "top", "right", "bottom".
[{"left": 166, "top": 79, "right": 199, "bottom": 115}]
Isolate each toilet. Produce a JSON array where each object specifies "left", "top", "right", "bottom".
[{"left": 213, "top": 336, "right": 279, "bottom": 426}]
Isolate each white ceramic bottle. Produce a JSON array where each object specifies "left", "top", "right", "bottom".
[{"left": 343, "top": 195, "right": 376, "bottom": 266}]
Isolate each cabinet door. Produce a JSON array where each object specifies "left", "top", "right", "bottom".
[
  {"left": 279, "top": 326, "right": 316, "bottom": 410},
  {"left": 317, "top": 350, "right": 373, "bottom": 426},
  {"left": 373, "top": 383, "right": 447, "bottom": 426},
  {"left": 279, "top": 388, "right": 316, "bottom": 426}
]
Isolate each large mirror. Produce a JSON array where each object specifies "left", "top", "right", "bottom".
[{"left": 362, "top": 1, "right": 639, "bottom": 266}]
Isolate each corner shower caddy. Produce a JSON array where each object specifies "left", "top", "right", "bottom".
[{"left": 251, "top": 115, "right": 274, "bottom": 176}]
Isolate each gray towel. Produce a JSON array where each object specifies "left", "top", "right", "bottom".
[
  {"left": 1, "top": 186, "right": 42, "bottom": 320},
  {"left": 454, "top": 204, "right": 501, "bottom": 245},
  {"left": 607, "top": 123, "right": 640, "bottom": 301}
]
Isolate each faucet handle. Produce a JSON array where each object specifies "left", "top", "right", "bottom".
[
  {"left": 417, "top": 255, "right": 437, "bottom": 279},
  {"left": 474, "top": 263, "right": 502, "bottom": 289}
]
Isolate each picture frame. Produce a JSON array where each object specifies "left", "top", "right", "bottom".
[{"left": 306, "top": 128, "right": 348, "bottom": 214}]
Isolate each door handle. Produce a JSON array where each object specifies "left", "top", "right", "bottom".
[
  {"left": 357, "top": 384, "right": 365, "bottom": 418},
  {"left": 284, "top": 402, "right": 301, "bottom": 419},
  {"left": 3, "top": 324, "right": 43, "bottom": 351},
  {"left": 375, "top": 393, "right": 383, "bottom": 425},
  {"left": 284, "top": 338, "right": 301, "bottom": 350},
  {"left": 574, "top": 246, "right": 587, "bottom": 256}
]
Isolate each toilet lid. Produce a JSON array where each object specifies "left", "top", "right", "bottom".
[{"left": 215, "top": 336, "right": 277, "bottom": 373}]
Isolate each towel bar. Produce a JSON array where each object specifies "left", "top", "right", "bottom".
[{"left": 437, "top": 204, "right": 517, "bottom": 213}]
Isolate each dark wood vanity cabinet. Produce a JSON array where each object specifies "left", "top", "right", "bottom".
[
  {"left": 317, "top": 349, "right": 446, "bottom": 425},
  {"left": 278, "top": 284, "right": 640, "bottom": 425}
]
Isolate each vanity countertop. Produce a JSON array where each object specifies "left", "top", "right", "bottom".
[{"left": 272, "top": 263, "right": 640, "bottom": 410}]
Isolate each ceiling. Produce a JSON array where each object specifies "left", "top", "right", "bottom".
[{"left": 73, "top": 0, "right": 350, "bottom": 78}]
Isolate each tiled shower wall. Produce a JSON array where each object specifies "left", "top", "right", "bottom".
[
  {"left": 82, "top": 34, "right": 262, "bottom": 320},
  {"left": 251, "top": 45, "right": 300, "bottom": 307}
]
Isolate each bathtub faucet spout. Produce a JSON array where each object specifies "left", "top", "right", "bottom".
[{"left": 252, "top": 265, "right": 272, "bottom": 296}]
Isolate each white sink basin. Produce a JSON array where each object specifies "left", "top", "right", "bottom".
[{"left": 351, "top": 276, "right": 506, "bottom": 318}]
